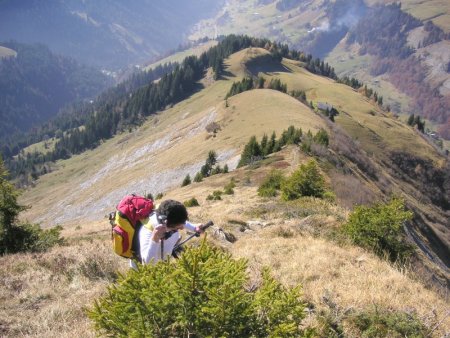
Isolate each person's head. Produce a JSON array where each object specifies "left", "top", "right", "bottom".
[{"left": 157, "top": 199, "right": 188, "bottom": 230}]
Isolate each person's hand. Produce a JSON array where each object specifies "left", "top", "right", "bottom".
[
  {"left": 152, "top": 224, "right": 168, "bottom": 242},
  {"left": 195, "top": 225, "right": 205, "bottom": 234}
]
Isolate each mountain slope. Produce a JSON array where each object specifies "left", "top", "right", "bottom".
[
  {"left": 6, "top": 44, "right": 448, "bottom": 337},
  {"left": 189, "top": 0, "right": 450, "bottom": 139},
  {"left": 0, "top": 42, "right": 112, "bottom": 146},
  {"left": 0, "top": 0, "right": 224, "bottom": 69},
  {"left": 19, "top": 45, "right": 449, "bottom": 277}
]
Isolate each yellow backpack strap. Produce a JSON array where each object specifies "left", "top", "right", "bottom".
[{"left": 141, "top": 212, "right": 157, "bottom": 231}]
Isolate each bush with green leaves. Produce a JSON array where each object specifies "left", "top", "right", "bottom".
[
  {"left": 281, "top": 160, "right": 326, "bottom": 201},
  {"left": 206, "top": 190, "right": 223, "bottom": 201},
  {"left": 181, "top": 174, "right": 191, "bottom": 187},
  {"left": 223, "top": 179, "right": 236, "bottom": 195},
  {"left": 348, "top": 308, "right": 429, "bottom": 337},
  {"left": 258, "top": 169, "right": 285, "bottom": 197},
  {"left": 88, "top": 242, "right": 310, "bottom": 337},
  {"left": 0, "top": 158, "right": 64, "bottom": 254},
  {"left": 193, "top": 172, "right": 203, "bottom": 183},
  {"left": 313, "top": 129, "right": 329, "bottom": 147},
  {"left": 342, "top": 198, "right": 414, "bottom": 262},
  {"left": 183, "top": 198, "right": 200, "bottom": 208},
  {"left": 238, "top": 135, "right": 263, "bottom": 168}
]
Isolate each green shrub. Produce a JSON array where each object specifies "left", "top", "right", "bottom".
[
  {"left": 238, "top": 136, "right": 262, "bottom": 168},
  {"left": 349, "top": 308, "right": 429, "bottom": 337},
  {"left": 1, "top": 223, "right": 64, "bottom": 254},
  {"left": 181, "top": 174, "right": 191, "bottom": 187},
  {"left": 183, "top": 198, "right": 200, "bottom": 207},
  {"left": 322, "top": 191, "right": 336, "bottom": 202},
  {"left": 223, "top": 179, "right": 236, "bottom": 195},
  {"left": 155, "top": 192, "right": 164, "bottom": 200},
  {"left": 313, "top": 129, "right": 329, "bottom": 147},
  {"left": 207, "top": 190, "right": 223, "bottom": 201},
  {"left": 88, "top": 242, "right": 309, "bottom": 337},
  {"left": 193, "top": 172, "right": 203, "bottom": 183},
  {"left": 342, "top": 198, "right": 414, "bottom": 262},
  {"left": 281, "top": 160, "right": 325, "bottom": 201},
  {"left": 258, "top": 169, "right": 284, "bottom": 197},
  {"left": 0, "top": 158, "right": 64, "bottom": 254}
]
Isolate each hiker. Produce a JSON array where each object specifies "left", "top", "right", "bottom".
[{"left": 129, "top": 199, "right": 203, "bottom": 269}]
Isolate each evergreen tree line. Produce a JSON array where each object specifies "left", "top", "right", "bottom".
[
  {"left": 2, "top": 62, "right": 177, "bottom": 160},
  {"left": 5, "top": 34, "right": 358, "bottom": 184},
  {"left": 407, "top": 114, "right": 425, "bottom": 133},
  {"left": 182, "top": 150, "right": 229, "bottom": 186},
  {"left": 225, "top": 76, "right": 288, "bottom": 99},
  {"left": 338, "top": 76, "right": 363, "bottom": 89},
  {"left": 362, "top": 85, "right": 384, "bottom": 107},
  {"left": 238, "top": 126, "right": 329, "bottom": 167}
]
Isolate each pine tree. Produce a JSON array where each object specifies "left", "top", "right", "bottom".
[
  {"left": 88, "top": 242, "right": 307, "bottom": 337},
  {"left": 181, "top": 174, "right": 191, "bottom": 187},
  {"left": 238, "top": 136, "right": 262, "bottom": 168},
  {"left": 206, "top": 150, "right": 217, "bottom": 167},
  {"left": 194, "top": 172, "right": 203, "bottom": 183},
  {"left": 260, "top": 134, "right": 269, "bottom": 155}
]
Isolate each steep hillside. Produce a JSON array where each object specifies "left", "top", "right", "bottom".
[
  {"left": 1, "top": 44, "right": 447, "bottom": 337},
  {"left": 189, "top": 0, "right": 450, "bottom": 139},
  {"left": 0, "top": 42, "right": 112, "bottom": 146},
  {"left": 19, "top": 45, "right": 449, "bottom": 277},
  {"left": 0, "top": 0, "right": 224, "bottom": 69}
]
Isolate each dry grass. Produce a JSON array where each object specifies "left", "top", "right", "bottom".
[
  {"left": 233, "top": 227, "right": 450, "bottom": 337},
  {"left": 0, "top": 235, "right": 127, "bottom": 337},
  {"left": 4, "top": 150, "right": 450, "bottom": 337}
]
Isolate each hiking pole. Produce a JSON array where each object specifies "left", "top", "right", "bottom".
[{"left": 172, "top": 221, "right": 214, "bottom": 258}]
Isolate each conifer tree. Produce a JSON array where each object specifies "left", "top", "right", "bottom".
[
  {"left": 238, "top": 136, "right": 262, "bottom": 167},
  {"left": 88, "top": 243, "right": 308, "bottom": 337},
  {"left": 260, "top": 134, "right": 269, "bottom": 155},
  {"left": 181, "top": 174, "right": 191, "bottom": 187},
  {"left": 194, "top": 172, "right": 203, "bottom": 183}
]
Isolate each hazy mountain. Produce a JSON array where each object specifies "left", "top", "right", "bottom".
[
  {"left": 0, "top": 41, "right": 112, "bottom": 145},
  {"left": 0, "top": 0, "right": 224, "bottom": 69}
]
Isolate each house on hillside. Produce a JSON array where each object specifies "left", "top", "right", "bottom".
[
  {"left": 317, "top": 102, "right": 333, "bottom": 111},
  {"left": 316, "top": 102, "right": 338, "bottom": 122}
]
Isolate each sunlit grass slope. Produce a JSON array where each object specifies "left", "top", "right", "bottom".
[{"left": 20, "top": 48, "right": 325, "bottom": 228}]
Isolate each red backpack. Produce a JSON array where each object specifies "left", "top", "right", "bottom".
[{"left": 111, "top": 194, "right": 154, "bottom": 258}]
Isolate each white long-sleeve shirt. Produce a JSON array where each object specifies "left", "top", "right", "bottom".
[{"left": 129, "top": 213, "right": 197, "bottom": 269}]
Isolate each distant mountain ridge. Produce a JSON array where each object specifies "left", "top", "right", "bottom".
[{"left": 0, "top": 0, "right": 224, "bottom": 69}]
